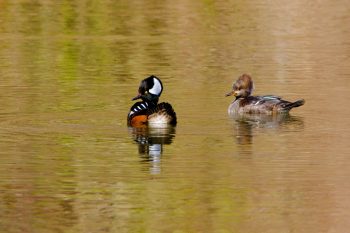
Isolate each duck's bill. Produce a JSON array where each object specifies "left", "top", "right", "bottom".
[
  {"left": 225, "top": 91, "right": 236, "bottom": 97},
  {"left": 132, "top": 94, "right": 142, "bottom": 100}
]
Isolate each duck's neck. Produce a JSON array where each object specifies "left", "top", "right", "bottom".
[
  {"left": 141, "top": 93, "right": 159, "bottom": 105},
  {"left": 142, "top": 99, "right": 158, "bottom": 108},
  {"left": 234, "top": 96, "right": 247, "bottom": 102}
]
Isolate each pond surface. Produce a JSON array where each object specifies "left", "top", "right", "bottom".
[{"left": 1, "top": 1, "right": 350, "bottom": 232}]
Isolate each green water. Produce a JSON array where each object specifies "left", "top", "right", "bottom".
[{"left": 1, "top": 1, "right": 350, "bottom": 232}]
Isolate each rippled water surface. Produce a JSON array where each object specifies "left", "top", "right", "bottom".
[{"left": 1, "top": 1, "right": 350, "bottom": 232}]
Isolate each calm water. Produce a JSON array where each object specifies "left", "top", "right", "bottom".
[{"left": 1, "top": 1, "right": 350, "bottom": 232}]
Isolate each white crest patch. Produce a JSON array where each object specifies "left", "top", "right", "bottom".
[{"left": 149, "top": 78, "right": 162, "bottom": 96}]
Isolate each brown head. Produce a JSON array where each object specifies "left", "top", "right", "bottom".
[{"left": 225, "top": 74, "right": 254, "bottom": 98}]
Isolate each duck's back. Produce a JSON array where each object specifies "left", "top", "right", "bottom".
[
  {"left": 128, "top": 102, "right": 177, "bottom": 127},
  {"left": 148, "top": 102, "right": 177, "bottom": 126},
  {"left": 229, "top": 95, "right": 305, "bottom": 115}
]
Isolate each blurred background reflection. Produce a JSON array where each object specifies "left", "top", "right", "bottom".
[{"left": 0, "top": 0, "right": 350, "bottom": 232}]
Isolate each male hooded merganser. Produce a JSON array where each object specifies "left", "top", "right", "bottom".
[
  {"left": 226, "top": 74, "right": 305, "bottom": 115},
  {"left": 127, "top": 75, "right": 177, "bottom": 127}
]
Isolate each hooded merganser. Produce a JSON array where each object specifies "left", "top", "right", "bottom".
[
  {"left": 127, "top": 75, "right": 177, "bottom": 127},
  {"left": 226, "top": 74, "right": 305, "bottom": 115}
]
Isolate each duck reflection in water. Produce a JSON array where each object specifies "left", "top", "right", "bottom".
[
  {"left": 127, "top": 75, "right": 177, "bottom": 173},
  {"left": 231, "top": 114, "right": 304, "bottom": 145},
  {"left": 226, "top": 74, "right": 305, "bottom": 145},
  {"left": 129, "top": 126, "right": 176, "bottom": 174}
]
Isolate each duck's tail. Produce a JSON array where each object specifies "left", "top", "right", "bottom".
[
  {"left": 284, "top": 99, "right": 305, "bottom": 111},
  {"left": 147, "top": 102, "right": 177, "bottom": 126}
]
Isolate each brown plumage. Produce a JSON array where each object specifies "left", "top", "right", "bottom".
[{"left": 226, "top": 74, "right": 305, "bottom": 115}]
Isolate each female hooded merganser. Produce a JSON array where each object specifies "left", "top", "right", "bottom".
[
  {"left": 127, "top": 75, "right": 177, "bottom": 127},
  {"left": 226, "top": 74, "right": 305, "bottom": 115}
]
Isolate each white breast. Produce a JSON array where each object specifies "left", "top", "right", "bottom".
[
  {"left": 148, "top": 114, "right": 171, "bottom": 127},
  {"left": 228, "top": 100, "right": 240, "bottom": 115}
]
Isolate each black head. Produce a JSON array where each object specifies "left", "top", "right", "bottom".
[{"left": 132, "top": 75, "right": 163, "bottom": 104}]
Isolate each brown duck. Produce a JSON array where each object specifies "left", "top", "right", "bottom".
[{"left": 226, "top": 74, "right": 305, "bottom": 115}]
